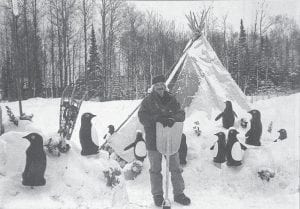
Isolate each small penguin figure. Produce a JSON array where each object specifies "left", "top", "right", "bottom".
[
  {"left": 22, "top": 133, "right": 46, "bottom": 186},
  {"left": 179, "top": 133, "right": 188, "bottom": 165},
  {"left": 100, "top": 124, "right": 115, "bottom": 152},
  {"left": 226, "top": 129, "right": 247, "bottom": 167},
  {"left": 240, "top": 118, "right": 248, "bottom": 129},
  {"left": 79, "top": 113, "right": 99, "bottom": 156},
  {"left": 274, "top": 129, "right": 287, "bottom": 142},
  {"left": 210, "top": 132, "right": 226, "bottom": 163},
  {"left": 215, "top": 101, "right": 237, "bottom": 129},
  {"left": 124, "top": 130, "right": 147, "bottom": 162},
  {"left": 245, "top": 109, "right": 262, "bottom": 146},
  {"left": 103, "top": 125, "right": 115, "bottom": 140}
]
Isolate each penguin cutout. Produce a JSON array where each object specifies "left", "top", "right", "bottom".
[
  {"left": 179, "top": 133, "right": 188, "bottom": 165},
  {"left": 22, "top": 133, "right": 47, "bottom": 186},
  {"left": 79, "top": 113, "right": 99, "bottom": 156},
  {"left": 240, "top": 118, "right": 248, "bottom": 129},
  {"left": 274, "top": 129, "right": 287, "bottom": 142},
  {"left": 245, "top": 109, "right": 262, "bottom": 146},
  {"left": 226, "top": 129, "right": 247, "bottom": 167},
  {"left": 210, "top": 132, "right": 226, "bottom": 163},
  {"left": 100, "top": 125, "right": 115, "bottom": 153},
  {"left": 123, "top": 130, "right": 147, "bottom": 162},
  {"left": 215, "top": 101, "right": 237, "bottom": 129},
  {"left": 103, "top": 125, "right": 115, "bottom": 141}
]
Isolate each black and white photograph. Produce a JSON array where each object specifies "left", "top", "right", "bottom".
[{"left": 0, "top": 0, "right": 299, "bottom": 208}]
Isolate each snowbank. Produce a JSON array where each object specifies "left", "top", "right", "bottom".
[{"left": 0, "top": 94, "right": 299, "bottom": 209}]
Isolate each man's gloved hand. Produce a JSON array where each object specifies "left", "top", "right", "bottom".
[
  {"left": 157, "top": 116, "right": 169, "bottom": 127},
  {"left": 166, "top": 118, "right": 175, "bottom": 127}
]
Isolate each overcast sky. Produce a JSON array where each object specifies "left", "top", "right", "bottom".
[{"left": 129, "top": 0, "right": 300, "bottom": 32}]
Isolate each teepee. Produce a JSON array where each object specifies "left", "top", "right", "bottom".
[{"left": 110, "top": 10, "right": 250, "bottom": 162}]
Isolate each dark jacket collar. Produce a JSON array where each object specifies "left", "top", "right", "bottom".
[{"left": 151, "top": 91, "right": 172, "bottom": 105}]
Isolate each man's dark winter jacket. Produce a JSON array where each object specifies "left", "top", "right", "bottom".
[{"left": 138, "top": 91, "right": 185, "bottom": 151}]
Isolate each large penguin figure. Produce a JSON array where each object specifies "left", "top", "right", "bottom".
[
  {"left": 123, "top": 130, "right": 147, "bottom": 162},
  {"left": 210, "top": 132, "right": 226, "bottom": 163},
  {"left": 245, "top": 109, "right": 262, "bottom": 146},
  {"left": 215, "top": 101, "right": 237, "bottom": 129},
  {"left": 22, "top": 133, "right": 46, "bottom": 186},
  {"left": 226, "top": 129, "right": 247, "bottom": 167},
  {"left": 179, "top": 133, "right": 188, "bottom": 165},
  {"left": 79, "top": 112, "right": 99, "bottom": 156}
]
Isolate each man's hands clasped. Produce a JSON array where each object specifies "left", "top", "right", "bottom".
[{"left": 157, "top": 116, "right": 175, "bottom": 127}]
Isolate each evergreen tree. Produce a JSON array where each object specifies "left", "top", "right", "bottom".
[
  {"left": 88, "top": 25, "right": 101, "bottom": 74},
  {"left": 87, "top": 25, "right": 103, "bottom": 100},
  {"left": 239, "top": 19, "right": 247, "bottom": 49},
  {"left": 238, "top": 19, "right": 248, "bottom": 90}
]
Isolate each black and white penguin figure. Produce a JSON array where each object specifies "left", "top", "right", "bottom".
[
  {"left": 103, "top": 125, "right": 115, "bottom": 140},
  {"left": 79, "top": 112, "right": 99, "bottom": 156},
  {"left": 210, "top": 132, "right": 226, "bottom": 163},
  {"left": 240, "top": 118, "right": 248, "bottom": 129},
  {"left": 123, "top": 130, "right": 147, "bottom": 162},
  {"left": 215, "top": 101, "right": 237, "bottom": 129},
  {"left": 22, "top": 133, "right": 46, "bottom": 186},
  {"left": 179, "top": 133, "right": 188, "bottom": 165},
  {"left": 100, "top": 124, "right": 115, "bottom": 152},
  {"left": 274, "top": 129, "right": 287, "bottom": 142},
  {"left": 226, "top": 129, "right": 247, "bottom": 167},
  {"left": 245, "top": 109, "right": 262, "bottom": 146}
]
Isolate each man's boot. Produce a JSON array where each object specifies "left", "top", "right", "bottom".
[{"left": 174, "top": 193, "right": 191, "bottom": 205}]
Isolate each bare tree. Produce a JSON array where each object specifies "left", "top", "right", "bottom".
[
  {"left": 258, "top": 0, "right": 273, "bottom": 37},
  {"left": 99, "top": 0, "right": 108, "bottom": 99},
  {"left": 78, "top": 0, "right": 93, "bottom": 84},
  {"left": 107, "top": 0, "right": 123, "bottom": 99}
]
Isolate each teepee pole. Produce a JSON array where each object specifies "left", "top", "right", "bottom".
[{"left": 115, "top": 103, "right": 141, "bottom": 133}]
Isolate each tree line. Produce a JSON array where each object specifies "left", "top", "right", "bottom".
[
  {"left": 206, "top": 2, "right": 300, "bottom": 95},
  {"left": 0, "top": 0, "right": 299, "bottom": 101}
]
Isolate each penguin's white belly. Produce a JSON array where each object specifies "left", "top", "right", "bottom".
[
  {"left": 211, "top": 142, "right": 218, "bottom": 158},
  {"left": 91, "top": 126, "right": 99, "bottom": 146},
  {"left": 231, "top": 142, "right": 243, "bottom": 161},
  {"left": 135, "top": 141, "right": 146, "bottom": 157}
]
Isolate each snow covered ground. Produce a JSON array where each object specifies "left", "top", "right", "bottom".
[{"left": 0, "top": 93, "right": 299, "bottom": 209}]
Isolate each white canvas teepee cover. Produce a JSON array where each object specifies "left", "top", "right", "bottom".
[{"left": 110, "top": 35, "right": 250, "bottom": 162}]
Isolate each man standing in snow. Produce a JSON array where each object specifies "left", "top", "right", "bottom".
[{"left": 138, "top": 75, "right": 191, "bottom": 206}]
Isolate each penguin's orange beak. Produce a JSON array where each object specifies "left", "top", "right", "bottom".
[{"left": 91, "top": 114, "right": 96, "bottom": 118}]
